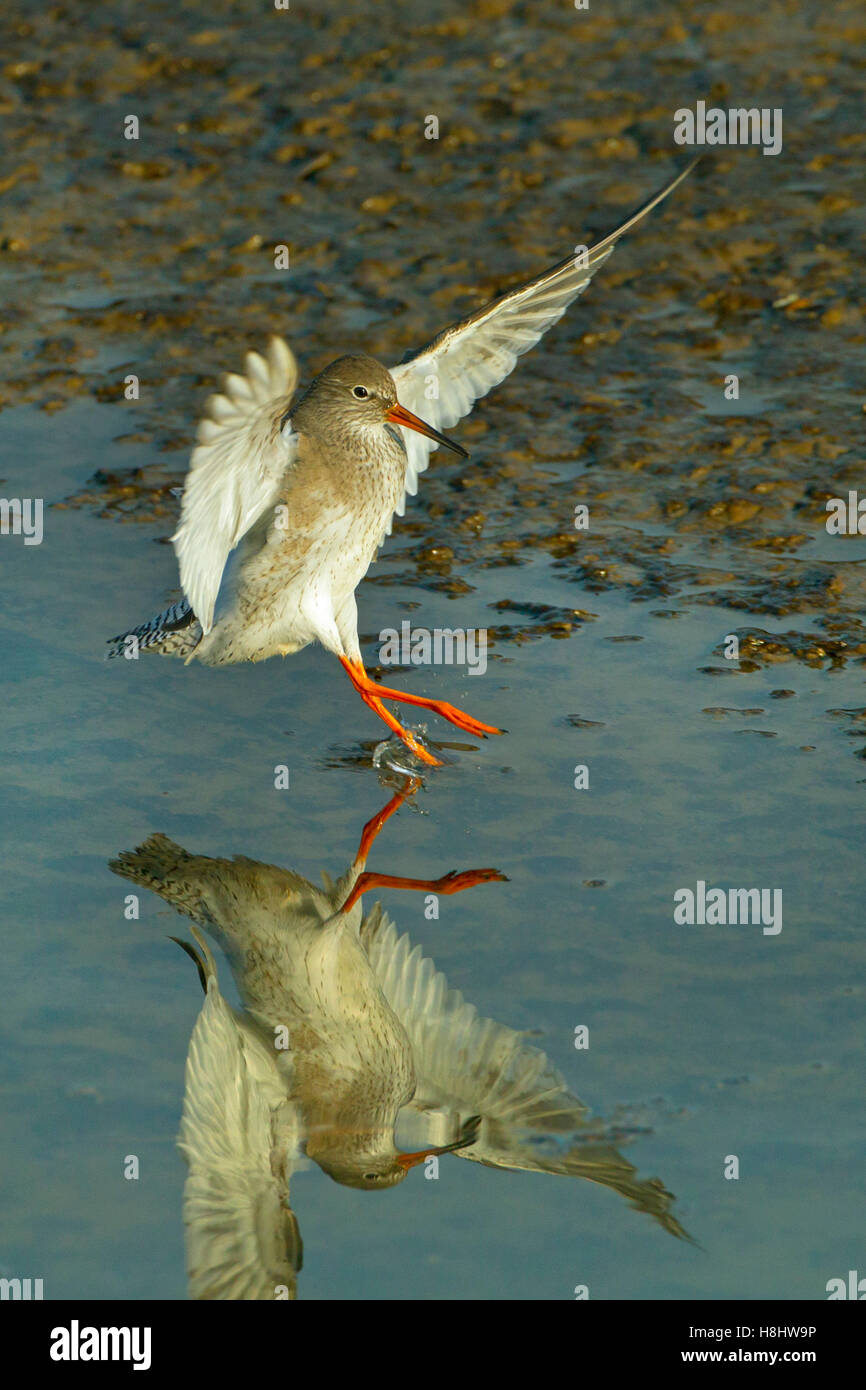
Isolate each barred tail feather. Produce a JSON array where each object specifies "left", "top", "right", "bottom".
[
  {"left": 106, "top": 599, "right": 201, "bottom": 659},
  {"left": 109, "top": 833, "right": 216, "bottom": 925}
]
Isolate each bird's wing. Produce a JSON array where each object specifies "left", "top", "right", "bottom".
[
  {"left": 171, "top": 336, "right": 300, "bottom": 634},
  {"left": 388, "top": 161, "right": 698, "bottom": 517},
  {"left": 360, "top": 907, "right": 588, "bottom": 1138},
  {"left": 177, "top": 936, "right": 304, "bottom": 1300},
  {"left": 361, "top": 910, "right": 690, "bottom": 1240}
]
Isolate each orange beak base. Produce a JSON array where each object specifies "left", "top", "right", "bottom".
[
  {"left": 396, "top": 1116, "right": 482, "bottom": 1170},
  {"left": 387, "top": 401, "right": 468, "bottom": 458}
]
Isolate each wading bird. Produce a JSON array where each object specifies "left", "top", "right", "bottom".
[
  {"left": 110, "top": 162, "right": 699, "bottom": 765},
  {"left": 111, "top": 785, "right": 690, "bottom": 1298}
]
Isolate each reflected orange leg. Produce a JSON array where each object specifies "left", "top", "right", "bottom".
[
  {"left": 340, "top": 867, "right": 507, "bottom": 916},
  {"left": 354, "top": 778, "right": 422, "bottom": 868},
  {"left": 340, "top": 657, "right": 502, "bottom": 741}
]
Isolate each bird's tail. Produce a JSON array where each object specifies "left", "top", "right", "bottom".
[
  {"left": 110, "top": 836, "right": 316, "bottom": 946},
  {"left": 110, "top": 833, "right": 217, "bottom": 926},
  {"left": 106, "top": 599, "right": 201, "bottom": 660}
]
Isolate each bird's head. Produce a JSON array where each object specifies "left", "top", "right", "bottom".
[
  {"left": 309, "top": 1115, "right": 483, "bottom": 1191},
  {"left": 317, "top": 1153, "right": 411, "bottom": 1192},
  {"left": 295, "top": 354, "right": 467, "bottom": 457}
]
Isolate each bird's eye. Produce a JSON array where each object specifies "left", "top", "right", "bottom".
[{"left": 352, "top": 385, "right": 369, "bottom": 399}]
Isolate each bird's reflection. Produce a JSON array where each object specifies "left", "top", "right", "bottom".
[{"left": 111, "top": 781, "right": 689, "bottom": 1299}]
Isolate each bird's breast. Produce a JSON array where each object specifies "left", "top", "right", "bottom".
[{"left": 290, "top": 428, "right": 406, "bottom": 535}]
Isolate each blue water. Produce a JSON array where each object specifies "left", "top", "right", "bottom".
[{"left": 2, "top": 396, "right": 862, "bottom": 1299}]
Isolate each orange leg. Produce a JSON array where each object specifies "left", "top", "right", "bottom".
[
  {"left": 355, "top": 683, "right": 443, "bottom": 767},
  {"left": 340, "top": 867, "right": 507, "bottom": 916},
  {"left": 340, "top": 657, "right": 502, "bottom": 743},
  {"left": 354, "top": 778, "right": 422, "bottom": 868}
]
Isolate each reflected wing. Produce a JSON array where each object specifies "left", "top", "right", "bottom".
[
  {"left": 172, "top": 337, "right": 300, "bottom": 633},
  {"left": 388, "top": 161, "right": 698, "bottom": 517},
  {"left": 360, "top": 908, "right": 587, "bottom": 1137},
  {"left": 178, "top": 940, "right": 304, "bottom": 1300},
  {"left": 361, "top": 910, "right": 690, "bottom": 1240}
]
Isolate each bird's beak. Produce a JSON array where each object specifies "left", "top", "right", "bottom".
[
  {"left": 387, "top": 401, "right": 468, "bottom": 458},
  {"left": 395, "top": 1115, "right": 482, "bottom": 1170}
]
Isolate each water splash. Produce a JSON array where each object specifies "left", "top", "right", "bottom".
[{"left": 372, "top": 725, "right": 440, "bottom": 776}]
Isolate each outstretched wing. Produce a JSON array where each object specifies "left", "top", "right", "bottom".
[
  {"left": 361, "top": 910, "right": 588, "bottom": 1138},
  {"left": 361, "top": 912, "right": 690, "bottom": 1240},
  {"left": 389, "top": 160, "right": 699, "bottom": 515},
  {"left": 172, "top": 336, "right": 300, "bottom": 634},
  {"left": 177, "top": 935, "right": 304, "bottom": 1300}
]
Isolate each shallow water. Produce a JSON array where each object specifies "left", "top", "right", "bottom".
[
  {"left": 3, "top": 397, "right": 863, "bottom": 1299},
  {"left": 2, "top": 0, "right": 864, "bottom": 1301}
]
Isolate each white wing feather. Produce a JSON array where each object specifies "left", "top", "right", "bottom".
[
  {"left": 388, "top": 162, "right": 699, "bottom": 520},
  {"left": 361, "top": 913, "right": 691, "bottom": 1238},
  {"left": 178, "top": 955, "right": 303, "bottom": 1300},
  {"left": 172, "top": 336, "right": 299, "bottom": 634},
  {"left": 360, "top": 913, "right": 588, "bottom": 1152}
]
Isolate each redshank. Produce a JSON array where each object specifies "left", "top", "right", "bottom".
[
  {"left": 110, "top": 788, "right": 689, "bottom": 1297},
  {"left": 111, "top": 784, "right": 500, "bottom": 1197},
  {"left": 109, "top": 161, "right": 699, "bottom": 765}
]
